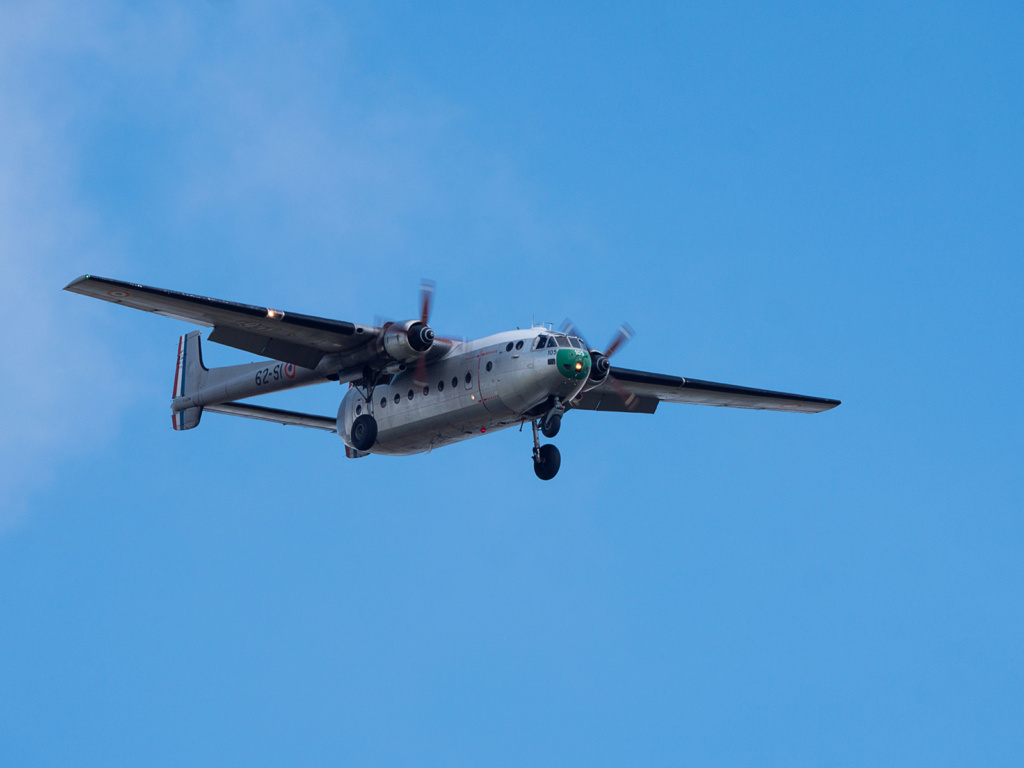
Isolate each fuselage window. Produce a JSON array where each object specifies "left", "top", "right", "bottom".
[
  {"left": 515, "top": 340, "right": 524, "bottom": 350},
  {"left": 535, "top": 335, "right": 549, "bottom": 349},
  {"left": 486, "top": 361, "right": 493, "bottom": 372},
  {"left": 452, "top": 377, "right": 458, "bottom": 389},
  {"left": 423, "top": 385, "right": 429, "bottom": 396},
  {"left": 505, "top": 342, "right": 514, "bottom": 352},
  {"left": 438, "top": 380, "right": 445, "bottom": 392},
  {"left": 394, "top": 393, "right": 401, "bottom": 404},
  {"left": 356, "top": 404, "right": 362, "bottom": 415},
  {"left": 465, "top": 371, "right": 472, "bottom": 384},
  {"left": 408, "top": 389, "right": 414, "bottom": 401},
  {"left": 380, "top": 397, "right": 387, "bottom": 408}
]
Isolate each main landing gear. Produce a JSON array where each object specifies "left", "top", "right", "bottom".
[
  {"left": 541, "top": 411, "right": 561, "bottom": 438},
  {"left": 531, "top": 420, "right": 561, "bottom": 480},
  {"left": 351, "top": 414, "right": 378, "bottom": 451}
]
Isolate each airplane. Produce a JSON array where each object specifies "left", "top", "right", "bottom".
[{"left": 65, "top": 275, "right": 840, "bottom": 480}]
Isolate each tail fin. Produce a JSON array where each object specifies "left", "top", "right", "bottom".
[{"left": 171, "top": 331, "right": 207, "bottom": 430}]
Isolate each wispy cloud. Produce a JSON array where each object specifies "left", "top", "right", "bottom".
[
  {"left": 0, "top": 1, "right": 594, "bottom": 527},
  {"left": 0, "top": 3, "right": 138, "bottom": 527}
]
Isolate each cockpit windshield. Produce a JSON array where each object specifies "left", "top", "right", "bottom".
[{"left": 535, "top": 334, "right": 573, "bottom": 349}]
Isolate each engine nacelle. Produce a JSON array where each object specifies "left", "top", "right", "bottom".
[
  {"left": 584, "top": 350, "right": 611, "bottom": 389},
  {"left": 381, "top": 320, "right": 435, "bottom": 362}
]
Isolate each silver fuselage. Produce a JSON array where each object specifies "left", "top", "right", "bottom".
[{"left": 338, "top": 328, "right": 589, "bottom": 455}]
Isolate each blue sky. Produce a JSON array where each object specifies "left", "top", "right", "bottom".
[{"left": 2, "top": 1, "right": 1022, "bottom": 765}]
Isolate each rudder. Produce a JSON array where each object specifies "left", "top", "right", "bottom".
[{"left": 171, "top": 330, "right": 207, "bottom": 430}]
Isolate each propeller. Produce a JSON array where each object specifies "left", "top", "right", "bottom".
[
  {"left": 419, "top": 278, "right": 435, "bottom": 326},
  {"left": 414, "top": 279, "right": 436, "bottom": 386},
  {"left": 558, "top": 318, "right": 592, "bottom": 352},
  {"left": 561, "top": 318, "right": 638, "bottom": 409},
  {"left": 604, "top": 322, "right": 634, "bottom": 359}
]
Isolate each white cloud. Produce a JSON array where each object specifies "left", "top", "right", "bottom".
[
  {"left": 0, "top": 2, "right": 138, "bottom": 527},
  {"left": 0, "top": 1, "right": 592, "bottom": 527}
]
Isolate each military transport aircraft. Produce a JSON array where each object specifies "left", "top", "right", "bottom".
[{"left": 65, "top": 275, "right": 840, "bottom": 480}]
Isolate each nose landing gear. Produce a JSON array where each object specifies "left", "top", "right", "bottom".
[{"left": 531, "top": 420, "right": 561, "bottom": 480}]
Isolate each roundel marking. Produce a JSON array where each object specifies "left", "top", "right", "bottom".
[
  {"left": 284, "top": 363, "right": 296, "bottom": 379},
  {"left": 107, "top": 289, "right": 130, "bottom": 298}
]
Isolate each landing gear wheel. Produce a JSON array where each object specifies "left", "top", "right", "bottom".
[
  {"left": 541, "top": 413, "right": 561, "bottom": 438},
  {"left": 533, "top": 443, "right": 561, "bottom": 480},
  {"left": 350, "top": 414, "right": 378, "bottom": 451}
]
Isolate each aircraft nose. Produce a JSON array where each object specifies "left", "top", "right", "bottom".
[{"left": 555, "top": 348, "right": 591, "bottom": 381}]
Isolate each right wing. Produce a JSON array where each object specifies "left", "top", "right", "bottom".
[
  {"left": 64, "top": 275, "right": 379, "bottom": 369},
  {"left": 574, "top": 366, "right": 841, "bottom": 414}
]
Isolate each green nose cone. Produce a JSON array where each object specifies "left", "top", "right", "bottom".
[{"left": 555, "top": 348, "right": 591, "bottom": 380}]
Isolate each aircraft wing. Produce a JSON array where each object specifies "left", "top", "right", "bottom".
[
  {"left": 573, "top": 366, "right": 841, "bottom": 414},
  {"left": 64, "top": 275, "right": 379, "bottom": 369}
]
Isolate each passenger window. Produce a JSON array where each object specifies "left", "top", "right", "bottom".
[
  {"left": 356, "top": 404, "right": 362, "bottom": 415},
  {"left": 465, "top": 371, "right": 472, "bottom": 384},
  {"left": 486, "top": 361, "right": 493, "bottom": 372},
  {"left": 452, "top": 377, "right": 458, "bottom": 389},
  {"left": 423, "top": 385, "right": 429, "bottom": 396},
  {"left": 438, "top": 380, "right": 445, "bottom": 392},
  {"left": 515, "top": 340, "right": 524, "bottom": 350},
  {"left": 394, "top": 393, "right": 400, "bottom": 404},
  {"left": 505, "top": 342, "right": 514, "bottom": 352},
  {"left": 408, "top": 389, "right": 414, "bottom": 401},
  {"left": 380, "top": 397, "right": 387, "bottom": 408}
]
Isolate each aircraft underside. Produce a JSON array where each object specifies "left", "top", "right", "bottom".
[{"left": 65, "top": 275, "right": 840, "bottom": 481}]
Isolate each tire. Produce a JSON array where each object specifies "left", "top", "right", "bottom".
[
  {"left": 350, "top": 414, "right": 378, "bottom": 451},
  {"left": 533, "top": 443, "right": 561, "bottom": 480},
  {"left": 541, "top": 413, "right": 561, "bottom": 438}
]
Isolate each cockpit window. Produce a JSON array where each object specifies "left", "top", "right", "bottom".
[
  {"left": 555, "top": 335, "right": 570, "bottom": 348},
  {"left": 535, "top": 335, "right": 549, "bottom": 350},
  {"left": 569, "top": 337, "right": 582, "bottom": 349}
]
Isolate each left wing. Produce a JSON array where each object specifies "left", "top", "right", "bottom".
[
  {"left": 573, "top": 366, "right": 840, "bottom": 414},
  {"left": 64, "top": 275, "right": 379, "bottom": 369}
]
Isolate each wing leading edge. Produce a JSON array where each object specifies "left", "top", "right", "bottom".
[
  {"left": 64, "top": 275, "right": 379, "bottom": 369},
  {"left": 574, "top": 366, "right": 840, "bottom": 414}
]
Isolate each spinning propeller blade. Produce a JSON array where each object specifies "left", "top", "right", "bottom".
[
  {"left": 420, "top": 279, "right": 435, "bottom": 325},
  {"left": 414, "top": 279, "right": 437, "bottom": 386},
  {"left": 558, "top": 318, "right": 592, "bottom": 352},
  {"left": 604, "top": 322, "right": 634, "bottom": 358},
  {"left": 561, "top": 319, "right": 638, "bottom": 408},
  {"left": 603, "top": 323, "right": 638, "bottom": 409}
]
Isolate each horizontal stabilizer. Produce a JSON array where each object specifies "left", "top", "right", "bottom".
[{"left": 204, "top": 402, "right": 337, "bottom": 432}]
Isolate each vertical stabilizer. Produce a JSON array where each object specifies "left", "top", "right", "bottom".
[{"left": 171, "top": 331, "right": 207, "bottom": 430}]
